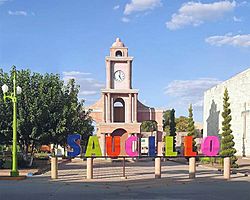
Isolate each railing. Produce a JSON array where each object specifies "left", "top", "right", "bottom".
[{"left": 50, "top": 155, "right": 232, "bottom": 180}]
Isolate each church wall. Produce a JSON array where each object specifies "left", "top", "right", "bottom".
[{"left": 203, "top": 69, "right": 250, "bottom": 156}]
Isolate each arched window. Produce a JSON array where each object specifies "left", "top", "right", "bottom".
[
  {"left": 113, "top": 98, "right": 125, "bottom": 122},
  {"left": 115, "top": 50, "right": 123, "bottom": 57}
]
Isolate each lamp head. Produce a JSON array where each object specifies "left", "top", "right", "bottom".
[
  {"left": 2, "top": 84, "right": 8, "bottom": 94},
  {"left": 17, "top": 86, "right": 22, "bottom": 95}
]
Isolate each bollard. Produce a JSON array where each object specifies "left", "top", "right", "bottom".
[
  {"left": 51, "top": 157, "right": 58, "bottom": 179},
  {"left": 121, "top": 157, "right": 127, "bottom": 179},
  {"left": 87, "top": 158, "right": 93, "bottom": 179},
  {"left": 155, "top": 157, "right": 161, "bottom": 179},
  {"left": 189, "top": 157, "right": 196, "bottom": 179},
  {"left": 224, "top": 157, "right": 230, "bottom": 180}
]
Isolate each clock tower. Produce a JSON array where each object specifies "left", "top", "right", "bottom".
[
  {"left": 89, "top": 38, "right": 164, "bottom": 156},
  {"left": 106, "top": 38, "right": 132, "bottom": 90},
  {"left": 103, "top": 38, "right": 138, "bottom": 124}
]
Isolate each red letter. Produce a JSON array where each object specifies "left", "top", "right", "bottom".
[
  {"left": 106, "top": 136, "right": 120, "bottom": 157},
  {"left": 184, "top": 136, "right": 197, "bottom": 156}
]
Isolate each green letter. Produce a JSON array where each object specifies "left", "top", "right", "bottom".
[
  {"left": 85, "top": 136, "right": 102, "bottom": 157},
  {"left": 165, "top": 136, "right": 177, "bottom": 156}
]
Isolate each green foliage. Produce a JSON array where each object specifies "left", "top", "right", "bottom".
[
  {"left": 164, "top": 112, "right": 189, "bottom": 133},
  {"left": 0, "top": 68, "right": 93, "bottom": 163},
  {"left": 220, "top": 88, "right": 238, "bottom": 168},
  {"left": 175, "top": 116, "right": 189, "bottom": 132},
  {"left": 163, "top": 110, "right": 171, "bottom": 133},
  {"left": 141, "top": 121, "right": 157, "bottom": 132},
  {"left": 169, "top": 109, "right": 176, "bottom": 150},
  {"left": 199, "top": 157, "right": 211, "bottom": 164},
  {"left": 187, "top": 104, "right": 197, "bottom": 152}
]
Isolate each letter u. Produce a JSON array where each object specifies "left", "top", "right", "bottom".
[{"left": 106, "top": 136, "right": 121, "bottom": 157}]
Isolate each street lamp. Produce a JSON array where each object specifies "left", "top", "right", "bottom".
[{"left": 1, "top": 66, "right": 22, "bottom": 177}]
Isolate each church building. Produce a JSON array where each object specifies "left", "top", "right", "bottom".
[
  {"left": 203, "top": 68, "right": 250, "bottom": 157},
  {"left": 88, "top": 38, "right": 164, "bottom": 156}
]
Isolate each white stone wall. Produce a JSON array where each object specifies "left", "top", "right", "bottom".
[{"left": 203, "top": 68, "right": 250, "bottom": 156}]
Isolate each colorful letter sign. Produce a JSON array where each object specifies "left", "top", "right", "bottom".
[
  {"left": 67, "top": 134, "right": 222, "bottom": 158},
  {"left": 148, "top": 136, "right": 156, "bottom": 156},
  {"left": 201, "top": 136, "right": 220, "bottom": 156},
  {"left": 125, "top": 135, "right": 138, "bottom": 157},
  {"left": 184, "top": 136, "right": 197, "bottom": 157},
  {"left": 85, "top": 136, "right": 102, "bottom": 157},
  {"left": 106, "top": 136, "right": 121, "bottom": 157},
  {"left": 67, "top": 134, "right": 81, "bottom": 157},
  {"left": 165, "top": 136, "right": 177, "bottom": 157}
]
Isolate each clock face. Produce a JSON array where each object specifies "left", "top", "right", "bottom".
[{"left": 114, "top": 70, "right": 125, "bottom": 82}]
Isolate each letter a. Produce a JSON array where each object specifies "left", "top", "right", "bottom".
[{"left": 85, "top": 136, "right": 102, "bottom": 157}]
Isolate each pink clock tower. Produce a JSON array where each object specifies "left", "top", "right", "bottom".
[{"left": 89, "top": 38, "right": 164, "bottom": 156}]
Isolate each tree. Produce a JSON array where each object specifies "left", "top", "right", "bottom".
[
  {"left": 57, "top": 79, "right": 93, "bottom": 151},
  {"left": 140, "top": 121, "right": 157, "bottom": 132},
  {"left": 0, "top": 68, "right": 94, "bottom": 166},
  {"left": 175, "top": 116, "right": 189, "bottom": 132},
  {"left": 169, "top": 109, "right": 176, "bottom": 151},
  {"left": 163, "top": 110, "right": 171, "bottom": 133},
  {"left": 220, "top": 88, "right": 237, "bottom": 167},
  {"left": 0, "top": 69, "right": 13, "bottom": 145},
  {"left": 187, "top": 104, "right": 197, "bottom": 152}
]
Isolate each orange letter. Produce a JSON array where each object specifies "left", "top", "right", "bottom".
[
  {"left": 106, "top": 136, "right": 121, "bottom": 157},
  {"left": 184, "top": 136, "right": 197, "bottom": 156}
]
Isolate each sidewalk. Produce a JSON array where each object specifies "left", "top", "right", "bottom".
[{"left": 237, "top": 157, "right": 250, "bottom": 175}]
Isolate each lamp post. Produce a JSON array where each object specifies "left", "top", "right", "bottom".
[{"left": 1, "top": 66, "right": 22, "bottom": 177}]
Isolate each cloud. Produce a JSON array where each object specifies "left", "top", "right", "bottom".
[
  {"left": 113, "top": 5, "right": 120, "bottom": 10},
  {"left": 121, "top": 17, "right": 130, "bottom": 23},
  {"left": 8, "top": 10, "right": 28, "bottom": 16},
  {"left": 164, "top": 78, "right": 221, "bottom": 108},
  {"left": 63, "top": 71, "right": 91, "bottom": 76},
  {"left": 166, "top": 1, "right": 236, "bottom": 30},
  {"left": 124, "top": 0, "right": 162, "bottom": 15},
  {"left": 233, "top": 16, "right": 242, "bottom": 22},
  {"left": 62, "top": 71, "right": 104, "bottom": 98},
  {"left": 0, "top": 0, "right": 8, "bottom": 6},
  {"left": 205, "top": 33, "right": 250, "bottom": 47}
]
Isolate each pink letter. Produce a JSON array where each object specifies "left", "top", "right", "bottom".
[
  {"left": 201, "top": 136, "right": 220, "bottom": 156},
  {"left": 125, "top": 136, "right": 138, "bottom": 157}
]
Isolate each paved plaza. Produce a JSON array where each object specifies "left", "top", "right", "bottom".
[{"left": 0, "top": 159, "right": 249, "bottom": 200}]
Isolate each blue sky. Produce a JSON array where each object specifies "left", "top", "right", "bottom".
[{"left": 0, "top": 0, "right": 250, "bottom": 122}]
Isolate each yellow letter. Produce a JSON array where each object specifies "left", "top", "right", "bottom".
[
  {"left": 85, "top": 136, "right": 102, "bottom": 157},
  {"left": 165, "top": 136, "right": 177, "bottom": 156}
]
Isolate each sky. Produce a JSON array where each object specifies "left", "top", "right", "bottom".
[{"left": 0, "top": 0, "right": 250, "bottom": 122}]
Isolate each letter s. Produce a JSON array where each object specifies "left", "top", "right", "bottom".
[{"left": 67, "top": 134, "right": 81, "bottom": 157}]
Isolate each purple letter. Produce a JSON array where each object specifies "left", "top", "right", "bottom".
[
  {"left": 125, "top": 136, "right": 138, "bottom": 157},
  {"left": 201, "top": 136, "right": 220, "bottom": 156}
]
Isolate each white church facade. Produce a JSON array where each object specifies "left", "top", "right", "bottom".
[{"left": 203, "top": 68, "right": 250, "bottom": 157}]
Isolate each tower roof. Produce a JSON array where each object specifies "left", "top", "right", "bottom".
[{"left": 112, "top": 38, "right": 125, "bottom": 47}]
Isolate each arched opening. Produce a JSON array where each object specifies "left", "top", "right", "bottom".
[
  {"left": 111, "top": 128, "right": 128, "bottom": 156},
  {"left": 112, "top": 128, "right": 127, "bottom": 137},
  {"left": 113, "top": 98, "right": 125, "bottom": 123},
  {"left": 115, "top": 50, "right": 123, "bottom": 57}
]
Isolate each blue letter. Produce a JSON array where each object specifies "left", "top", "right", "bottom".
[
  {"left": 67, "top": 134, "right": 81, "bottom": 157},
  {"left": 148, "top": 136, "right": 156, "bottom": 156}
]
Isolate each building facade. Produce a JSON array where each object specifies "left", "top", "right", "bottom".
[
  {"left": 88, "top": 38, "right": 164, "bottom": 156},
  {"left": 203, "top": 68, "right": 250, "bottom": 157}
]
